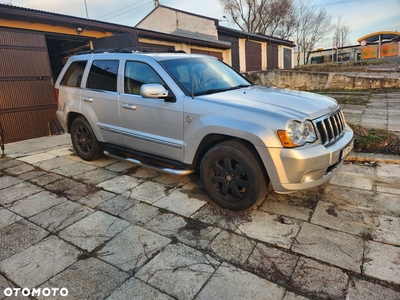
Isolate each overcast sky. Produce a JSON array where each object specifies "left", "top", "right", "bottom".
[{"left": 4, "top": 0, "right": 400, "bottom": 48}]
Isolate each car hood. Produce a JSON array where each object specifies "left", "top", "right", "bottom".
[{"left": 197, "top": 85, "right": 339, "bottom": 120}]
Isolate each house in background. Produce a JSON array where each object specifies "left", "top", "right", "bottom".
[{"left": 136, "top": 5, "right": 295, "bottom": 72}]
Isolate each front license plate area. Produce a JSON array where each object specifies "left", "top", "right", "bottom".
[{"left": 341, "top": 139, "right": 354, "bottom": 160}]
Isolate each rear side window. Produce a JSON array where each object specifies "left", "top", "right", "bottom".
[
  {"left": 87, "top": 60, "right": 119, "bottom": 92},
  {"left": 61, "top": 61, "right": 87, "bottom": 87}
]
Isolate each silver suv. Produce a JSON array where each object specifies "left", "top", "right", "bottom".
[{"left": 55, "top": 50, "right": 353, "bottom": 211}]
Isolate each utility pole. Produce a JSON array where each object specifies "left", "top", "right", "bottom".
[{"left": 154, "top": 0, "right": 159, "bottom": 7}]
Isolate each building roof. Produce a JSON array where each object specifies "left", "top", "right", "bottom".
[
  {"left": 217, "top": 26, "right": 295, "bottom": 47},
  {"left": 357, "top": 31, "right": 400, "bottom": 43}
]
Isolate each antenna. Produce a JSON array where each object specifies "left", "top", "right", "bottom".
[
  {"left": 154, "top": 0, "right": 160, "bottom": 7},
  {"left": 84, "top": 0, "right": 89, "bottom": 18}
]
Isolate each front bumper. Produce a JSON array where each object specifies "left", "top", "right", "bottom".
[{"left": 258, "top": 125, "right": 353, "bottom": 193}]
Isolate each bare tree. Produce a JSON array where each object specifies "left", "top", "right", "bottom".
[
  {"left": 334, "top": 16, "right": 352, "bottom": 48},
  {"left": 219, "top": 0, "right": 294, "bottom": 38},
  {"left": 293, "top": 0, "right": 334, "bottom": 65}
]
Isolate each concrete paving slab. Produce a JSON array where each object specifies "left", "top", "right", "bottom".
[
  {"left": 176, "top": 223, "right": 221, "bottom": 250},
  {"left": 126, "top": 181, "right": 173, "bottom": 204},
  {"left": 153, "top": 173, "right": 192, "bottom": 187},
  {"left": 145, "top": 212, "right": 188, "bottom": 237},
  {"left": 376, "top": 164, "right": 400, "bottom": 182},
  {"left": 62, "top": 182, "right": 97, "bottom": 201},
  {"left": 0, "top": 209, "right": 22, "bottom": 229},
  {"left": 4, "top": 135, "right": 70, "bottom": 158},
  {"left": 105, "top": 161, "right": 136, "bottom": 172},
  {"left": 29, "top": 173, "right": 63, "bottom": 186},
  {"left": 17, "top": 170, "right": 46, "bottom": 181},
  {"left": 96, "top": 175, "right": 142, "bottom": 194},
  {"left": 32, "top": 156, "right": 76, "bottom": 171},
  {"left": 311, "top": 201, "right": 375, "bottom": 236},
  {"left": 0, "top": 159, "right": 22, "bottom": 170},
  {"left": 282, "top": 291, "right": 309, "bottom": 300},
  {"left": 364, "top": 241, "right": 400, "bottom": 284},
  {"left": 96, "top": 195, "right": 135, "bottom": 216},
  {"left": 59, "top": 211, "right": 129, "bottom": 252},
  {"left": 107, "top": 277, "right": 175, "bottom": 300},
  {"left": 38, "top": 258, "right": 128, "bottom": 300},
  {"left": 77, "top": 190, "right": 116, "bottom": 208},
  {"left": 153, "top": 188, "right": 207, "bottom": 217},
  {"left": 247, "top": 243, "right": 299, "bottom": 285},
  {"left": 292, "top": 223, "right": 364, "bottom": 272},
  {"left": 100, "top": 225, "right": 170, "bottom": 272},
  {"left": 259, "top": 197, "right": 312, "bottom": 221},
  {"left": 6, "top": 191, "right": 67, "bottom": 218},
  {"left": 0, "top": 236, "right": 80, "bottom": 288},
  {"left": 0, "top": 274, "right": 12, "bottom": 300},
  {"left": 29, "top": 201, "right": 94, "bottom": 232},
  {"left": 73, "top": 168, "right": 118, "bottom": 185},
  {"left": 51, "top": 161, "right": 97, "bottom": 177},
  {"left": 209, "top": 230, "right": 255, "bottom": 265},
  {"left": 0, "top": 182, "right": 43, "bottom": 206},
  {"left": 127, "top": 166, "right": 160, "bottom": 179},
  {"left": 195, "top": 262, "right": 286, "bottom": 300},
  {"left": 0, "top": 220, "right": 48, "bottom": 261},
  {"left": 0, "top": 176, "right": 23, "bottom": 190},
  {"left": 192, "top": 204, "right": 253, "bottom": 231},
  {"left": 136, "top": 243, "right": 220, "bottom": 300},
  {"left": 377, "top": 184, "right": 400, "bottom": 195},
  {"left": 3, "top": 163, "right": 35, "bottom": 176},
  {"left": 44, "top": 178, "right": 80, "bottom": 195},
  {"left": 329, "top": 171, "right": 373, "bottom": 190},
  {"left": 45, "top": 147, "right": 74, "bottom": 157},
  {"left": 373, "top": 192, "right": 400, "bottom": 216},
  {"left": 346, "top": 277, "right": 400, "bottom": 300},
  {"left": 237, "top": 211, "right": 301, "bottom": 249},
  {"left": 290, "top": 257, "right": 348, "bottom": 299},
  {"left": 372, "top": 215, "right": 400, "bottom": 246},
  {"left": 16, "top": 153, "right": 56, "bottom": 164}
]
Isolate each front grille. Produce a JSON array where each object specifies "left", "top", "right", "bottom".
[{"left": 313, "top": 107, "right": 346, "bottom": 147}]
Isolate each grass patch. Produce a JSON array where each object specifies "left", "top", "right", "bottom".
[{"left": 350, "top": 124, "right": 400, "bottom": 155}]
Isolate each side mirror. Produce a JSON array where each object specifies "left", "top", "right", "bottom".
[{"left": 140, "top": 84, "right": 169, "bottom": 99}]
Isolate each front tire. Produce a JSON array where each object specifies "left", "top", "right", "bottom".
[
  {"left": 200, "top": 140, "right": 269, "bottom": 211},
  {"left": 70, "top": 117, "right": 103, "bottom": 161}
]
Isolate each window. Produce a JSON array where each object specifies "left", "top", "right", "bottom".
[
  {"left": 87, "top": 60, "right": 119, "bottom": 92},
  {"left": 124, "top": 61, "right": 165, "bottom": 95},
  {"left": 61, "top": 61, "right": 87, "bottom": 87}
]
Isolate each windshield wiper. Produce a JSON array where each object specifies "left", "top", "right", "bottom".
[{"left": 194, "top": 84, "right": 252, "bottom": 96}]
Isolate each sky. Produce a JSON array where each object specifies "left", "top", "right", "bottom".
[{"left": 3, "top": 0, "right": 400, "bottom": 48}]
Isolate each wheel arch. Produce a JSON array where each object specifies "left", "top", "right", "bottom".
[{"left": 193, "top": 134, "right": 270, "bottom": 184}]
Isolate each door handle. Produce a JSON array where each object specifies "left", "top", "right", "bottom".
[
  {"left": 82, "top": 96, "right": 93, "bottom": 102},
  {"left": 121, "top": 103, "right": 137, "bottom": 110}
]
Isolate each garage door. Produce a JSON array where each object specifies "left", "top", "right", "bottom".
[
  {"left": 245, "top": 40, "right": 262, "bottom": 71},
  {"left": 191, "top": 49, "right": 223, "bottom": 60},
  {"left": 267, "top": 44, "right": 279, "bottom": 69},
  {"left": 0, "top": 28, "right": 59, "bottom": 143}
]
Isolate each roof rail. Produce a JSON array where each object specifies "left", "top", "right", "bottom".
[{"left": 76, "top": 47, "right": 186, "bottom": 55}]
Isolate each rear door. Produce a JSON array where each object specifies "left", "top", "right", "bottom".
[
  {"left": 119, "top": 60, "right": 184, "bottom": 161},
  {"left": 81, "top": 59, "right": 123, "bottom": 145}
]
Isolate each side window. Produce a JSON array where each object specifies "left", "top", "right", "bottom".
[
  {"left": 87, "top": 60, "right": 119, "bottom": 92},
  {"left": 61, "top": 61, "right": 87, "bottom": 87},
  {"left": 124, "top": 61, "right": 165, "bottom": 95}
]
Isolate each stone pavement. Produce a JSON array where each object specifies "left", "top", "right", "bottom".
[{"left": 1, "top": 95, "right": 400, "bottom": 299}]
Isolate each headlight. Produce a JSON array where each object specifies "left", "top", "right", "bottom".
[{"left": 277, "top": 120, "right": 316, "bottom": 148}]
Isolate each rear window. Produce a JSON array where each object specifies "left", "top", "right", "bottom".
[
  {"left": 87, "top": 60, "right": 119, "bottom": 92},
  {"left": 61, "top": 61, "right": 87, "bottom": 87}
]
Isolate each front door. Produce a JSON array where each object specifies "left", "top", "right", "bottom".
[{"left": 119, "top": 60, "right": 184, "bottom": 161}]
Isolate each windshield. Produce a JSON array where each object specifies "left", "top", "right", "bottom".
[{"left": 159, "top": 57, "right": 252, "bottom": 96}]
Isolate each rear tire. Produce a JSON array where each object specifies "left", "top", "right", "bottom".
[
  {"left": 70, "top": 117, "right": 103, "bottom": 161},
  {"left": 200, "top": 140, "right": 269, "bottom": 211}
]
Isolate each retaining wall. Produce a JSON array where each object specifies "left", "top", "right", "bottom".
[{"left": 245, "top": 70, "right": 400, "bottom": 91}]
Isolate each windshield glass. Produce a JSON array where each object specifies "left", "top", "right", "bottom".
[{"left": 159, "top": 57, "right": 252, "bottom": 96}]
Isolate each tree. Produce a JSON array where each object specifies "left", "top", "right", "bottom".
[
  {"left": 293, "top": 0, "right": 334, "bottom": 65},
  {"left": 219, "top": 0, "right": 295, "bottom": 38},
  {"left": 334, "top": 17, "right": 351, "bottom": 48}
]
